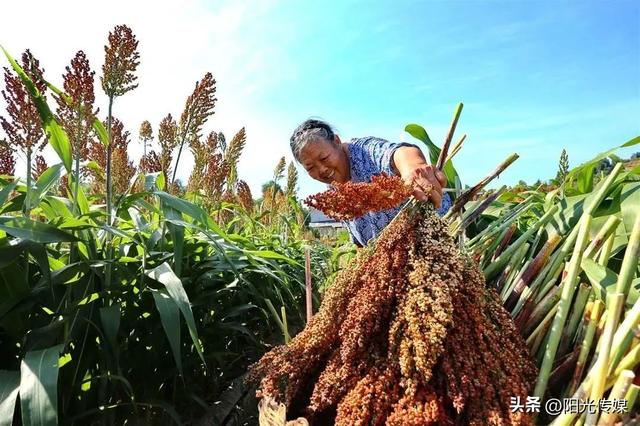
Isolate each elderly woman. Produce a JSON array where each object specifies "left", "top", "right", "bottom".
[{"left": 290, "top": 118, "right": 452, "bottom": 247}]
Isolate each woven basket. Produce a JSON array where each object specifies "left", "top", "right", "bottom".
[{"left": 257, "top": 397, "right": 309, "bottom": 426}]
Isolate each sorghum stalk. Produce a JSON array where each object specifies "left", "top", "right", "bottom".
[
  {"left": 585, "top": 292, "right": 624, "bottom": 426},
  {"left": 615, "top": 212, "right": 640, "bottom": 300},
  {"left": 517, "top": 251, "right": 565, "bottom": 327},
  {"left": 448, "top": 133, "right": 466, "bottom": 163},
  {"left": 583, "top": 216, "right": 620, "bottom": 259},
  {"left": 511, "top": 286, "right": 533, "bottom": 317},
  {"left": 521, "top": 286, "right": 561, "bottom": 335},
  {"left": 534, "top": 163, "right": 623, "bottom": 400},
  {"left": 533, "top": 225, "right": 580, "bottom": 303},
  {"left": 558, "top": 284, "right": 591, "bottom": 355},
  {"left": 445, "top": 153, "right": 519, "bottom": 217},
  {"left": 535, "top": 263, "right": 566, "bottom": 305},
  {"left": 607, "top": 342, "right": 640, "bottom": 388},
  {"left": 526, "top": 301, "right": 559, "bottom": 347},
  {"left": 281, "top": 306, "right": 290, "bottom": 344},
  {"left": 623, "top": 384, "right": 639, "bottom": 416},
  {"left": 503, "top": 258, "right": 531, "bottom": 305},
  {"left": 597, "top": 369, "right": 634, "bottom": 426},
  {"left": 492, "top": 223, "right": 517, "bottom": 261},
  {"left": 105, "top": 97, "right": 114, "bottom": 289},
  {"left": 466, "top": 195, "right": 534, "bottom": 247},
  {"left": 597, "top": 231, "right": 616, "bottom": 265},
  {"left": 265, "top": 298, "right": 291, "bottom": 343},
  {"left": 568, "top": 299, "right": 604, "bottom": 395},
  {"left": 505, "top": 232, "right": 562, "bottom": 310},
  {"left": 485, "top": 205, "right": 559, "bottom": 280},
  {"left": 498, "top": 243, "right": 529, "bottom": 299},
  {"left": 454, "top": 186, "right": 505, "bottom": 235},
  {"left": 607, "top": 296, "right": 640, "bottom": 375},
  {"left": 436, "top": 102, "right": 463, "bottom": 170}
]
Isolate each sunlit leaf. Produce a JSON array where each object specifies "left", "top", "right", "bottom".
[
  {"left": 0, "top": 370, "right": 19, "bottom": 426},
  {"left": 19, "top": 344, "right": 64, "bottom": 426},
  {"left": 151, "top": 289, "right": 182, "bottom": 375},
  {"left": 146, "top": 262, "right": 205, "bottom": 365}
]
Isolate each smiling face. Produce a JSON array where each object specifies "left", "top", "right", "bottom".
[{"left": 299, "top": 136, "right": 350, "bottom": 184}]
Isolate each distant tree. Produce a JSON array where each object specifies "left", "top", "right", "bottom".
[
  {"left": 261, "top": 180, "right": 282, "bottom": 196},
  {"left": 631, "top": 152, "right": 640, "bottom": 160},
  {"left": 556, "top": 149, "right": 569, "bottom": 183},
  {"left": 594, "top": 158, "right": 613, "bottom": 175}
]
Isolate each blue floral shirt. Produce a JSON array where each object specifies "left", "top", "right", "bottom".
[{"left": 340, "top": 136, "right": 452, "bottom": 246}]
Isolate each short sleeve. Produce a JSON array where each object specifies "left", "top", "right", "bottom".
[{"left": 351, "top": 137, "right": 419, "bottom": 177}]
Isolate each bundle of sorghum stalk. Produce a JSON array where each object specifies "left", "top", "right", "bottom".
[{"left": 248, "top": 181, "right": 538, "bottom": 425}]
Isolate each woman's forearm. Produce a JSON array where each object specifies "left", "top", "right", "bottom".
[
  {"left": 392, "top": 146, "right": 428, "bottom": 176},
  {"left": 391, "top": 145, "right": 446, "bottom": 206}
]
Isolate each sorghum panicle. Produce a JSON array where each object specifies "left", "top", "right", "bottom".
[
  {"left": 304, "top": 173, "right": 412, "bottom": 220},
  {"left": 0, "top": 50, "right": 46, "bottom": 155},
  {"left": 179, "top": 72, "right": 217, "bottom": 141},
  {"left": 140, "top": 150, "right": 162, "bottom": 174},
  {"left": 101, "top": 25, "right": 140, "bottom": 98},
  {"left": 56, "top": 50, "right": 97, "bottom": 161},
  {"left": 32, "top": 155, "right": 47, "bottom": 180},
  {"left": 139, "top": 120, "right": 152, "bottom": 140},
  {"left": 236, "top": 180, "right": 254, "bottom": 213},
  {"left": 0, "top": 140, "right": 15, "bottom": 176}
]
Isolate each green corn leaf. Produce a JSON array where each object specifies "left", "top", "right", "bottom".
[
  {"left": 620, "top": 182, "right": 640, "bottom": 236},
  {"left": 93, "top": 120, "right": 109, "bottom": 147},
  {"left": 0, "top": 192, "right": 25, "bottom": 214},
  {"left": 1, "top": 47, "right": 72, "bottom": 172},
  {"left": 75, "top": 185, "right": 90, "bottom": 216},
  {"left": 155, "top": 191, "right": 206, "bottom": 223},
  {"left": 144, "top": 172, "right": 164, "bottom": 191},
  {"left": 576, "top": 163, "right": 595, "bottom": 194},
  {"left": 19, "top": 344, "right": 64, "bottom": 426},
  {"left": 0, "top": 370, "right": 20, "bottom": 426},
  {"left": 0, "top": 217, "right": 78, "bottom": 243},
  {"left": 566, "top": 135, "right": 640, "bottom": 184},
  {"left": 42, "top": 197, "right": 73, "bottom": 220},
  {"left": 243, "top": 249, "right": 300, "bottom": 266},
  {"left": 56, "top": 217, "right": 95, "bottom": 231},
  {"left": 25, "top": 164, "right": 65, "bottom": 211},
  {"left": 581, "top": 257, "right": 618, "bottom": 301},
  {"left": 0, "top": 240, "right": 30, "bottom": 267},
  {"left": 163, "top": 205, "right": 184, "bottom": 277},
  {"left": 29, "top": 243, "right": 51, "bottom": 291},
  {"left": 99, "top": 304, "right": 121, "bottom": 360},
  {"left": 0, "top": 263, "right": 29, "bottom": 321},
  {"left": 582, "top": 257, "right": 640, "bottom": 308},
  {"left": 151, "top": 289, "right": 183, "bottom": 376},
  {"left": 0, "top": 181, "right": 18, "bottom": 206},
  {"left": 84, "top": 161, "right": 104, "bottom": 179},
  {"left": 146, "top": 262, "right": 205, "bottom": 365},
  {"left": 404, "top": 123, "right": 459, "bottom": 187}
]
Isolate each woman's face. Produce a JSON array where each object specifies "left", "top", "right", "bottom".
[{"left": 299, "top": 137, "right": 350, "bottom": 184}]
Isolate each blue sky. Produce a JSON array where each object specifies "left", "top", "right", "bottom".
[{"left": 1, "top": 0, "right": 639, "bottom": 198}]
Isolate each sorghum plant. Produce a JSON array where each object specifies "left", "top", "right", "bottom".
[{"left": 0, "top": 50, "right": 46, "bottom": 202}]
